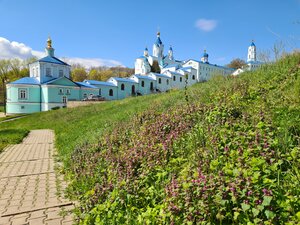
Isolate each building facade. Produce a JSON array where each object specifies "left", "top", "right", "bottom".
[
  {"left": 232, "top": 41, "right": 263, "bottom": 76},
  {"left": 6, "top": 38, "right": 98, "bottom": 114},
  {"left": 7, "top": 33, "right": 240, "bottom": 114}
]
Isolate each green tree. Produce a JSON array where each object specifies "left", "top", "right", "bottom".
[
  {"left": 151, "top": 60, "right": 161, "bottom": 73},
  {"left": 0, "top": 59, "right": 13, "bottom": 112},
  {"left": 71, "top": 67, "right": 87, "bottom": 82},
  {"left": 226, "top": 58, "right": 247, "bottom": 69},
  {"left": 88, "top": 69, "right": 102, "bottom": 80}
]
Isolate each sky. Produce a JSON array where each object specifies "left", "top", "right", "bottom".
[{"left": 0, "top": 0, "right": 299, "bottom": 68}]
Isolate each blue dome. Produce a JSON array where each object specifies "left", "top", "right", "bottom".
[
  {"left": 203, "top": 52, "right": 209, "bottom": 57},
  {"left": 169, "top": 46, "right": 173, "bottom": 51},
  {"left": 155, "top": 37, "right": 162, "bottom": 45},
  {"left": 250, "top": 42, "right": 255, "bottom": 47}
]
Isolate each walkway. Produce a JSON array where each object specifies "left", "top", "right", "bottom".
[{"left": 0, "top": 130, "right": 74, "bottom": 225}]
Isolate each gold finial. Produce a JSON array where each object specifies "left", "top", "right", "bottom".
[
  {"left": 157, "top": 26, "right": 160, "bottom": 36},
  {"left": 47, "top": 36, "right": 52, "bottom": 48}
]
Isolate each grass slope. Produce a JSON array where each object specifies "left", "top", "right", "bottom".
[
  {"left": 68, "top": 54, "right": 300, "bottom": 224},
  {"left": 0, "top": 87, "right": 196, "bottom": 159},
  {"left": 1, "top": 53, "right": 300, "bottom": 224}
]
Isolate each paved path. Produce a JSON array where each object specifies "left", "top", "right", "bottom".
[{"left": 0, "top": 130, "right": 74, "bottom": 225}]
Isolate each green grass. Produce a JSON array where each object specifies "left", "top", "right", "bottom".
[
  {"left": 0, "top": 87, "right": 202, "bottom": 166},
  {"left": 0, "top": 106, "right": 4, "bottom": 112},
  {"left": 0, "top": 114, "right": 27, "bottom": 122},
  {"left": 0, "top": 129, "right": 29, "bottom": 152},
  {"left": 1, "top": 53, "right": 300, "bottom": 224}
]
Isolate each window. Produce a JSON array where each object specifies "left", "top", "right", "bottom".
[
  {"left": 59, "top": 88, "right": 63, "bottom": 94},
  {"left": 141, "top": 81, "right": 145, "bottom": 87},
  {"left": 21, "top": 106, "right": 25, "bottom": 109},
  {"left": 62, "top": 96, "right": 67, "bottom": 104},
  {"left": 83, "top": 93, "right": 87, "bottom": 98},
  {"left": 192, "top": 75, "right": 195, "bottom": 80},
  {"left": 59, "top": 70, "right": 63, "bottom": 77},
  {"left": 131, "top": 85, "right": 135, "bottom": 95},
  {"left": 66, "top": 89, "right": 70, "bottom": 95},
  {"left": 121, "top": 83, "right": 125, "bottom": 90},
  {"left": 150, "top": 82, "right": 154, "bottom": 91},
  {"left": 166, "top": 79, "right": 169, "bottom": 85},
  {"left": 158, "top": 78, "right": 161, "bottom": 84},
  {"left": 33, "top": 68, "right": 35, "bottom": 77},
  {"left": 109, "top": 89, "right": 114, "bottom": 96},
  {"left": 18, "top": 89, "right": 27, "bottom": 100},
  {"left": 180, "top": 77, "right": 182, "bottom": 82},
  {"left": 173, "top": 76, "right": 176, "bottom": 81},
  {"left": 99, "top": 89, "right": 101, "bottom": 96},
  {"left": 46, "top": 68, "right": 52, "bottom": 77}
]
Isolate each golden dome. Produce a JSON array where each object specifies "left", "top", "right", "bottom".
[{"left": 47, "top": 36, "right": 52, "bottom": 48}]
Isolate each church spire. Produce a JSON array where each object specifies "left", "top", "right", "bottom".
[
  {"left": 144, "top": 47, "right": 149, "bottom": 57},
  {"left": 45, "top": 36, "right": 55, "bottom": 57},
  {"left": 153, "top": 30, "right": 164, "bottom": 58},
  {"left": 201, "top": 49, "right": 209, "bottom": 63},
  {"left": 168, "top": 46, "right": 174, "bottom": 60},
  {"left": 247, "top": 40, "right": 256, "bottom": 62}
]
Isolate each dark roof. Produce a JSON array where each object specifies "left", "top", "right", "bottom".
[
  {"left": 38, "top": 56, "right": 70, "bottom": 66},
  {"left": 42, "top": 76, "right": 79, "bottom": 85},
  {"left": 10, "top": 77, "right": 40, "bottom": 85}
]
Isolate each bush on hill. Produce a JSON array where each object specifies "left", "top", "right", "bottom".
[{"left": 67, "top": 53, "right": 300, "bottom": 224}]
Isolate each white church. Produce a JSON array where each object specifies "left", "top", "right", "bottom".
[
  {"left": 7, "top": 32, "right": 260, "bottom": 114},
  {"left": 134, "top": 31, "right": 234, "bottom": 82},
  {"left": 232, "top": 41, "right": 263, "bottom": 76}
]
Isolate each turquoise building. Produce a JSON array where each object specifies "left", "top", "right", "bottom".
[
  {"left": 6, "top": 33, "right": 236, "bottom": 114},
  {"left": 6, "top": 38, "right": 98, "bottom": 114}
]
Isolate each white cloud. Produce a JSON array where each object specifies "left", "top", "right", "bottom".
[
  {"left": 0, "top": 37, "right": 123, "bottom": 68},
  {"left": 0, "top": 37, "right": 34, "bottom": 59},
  {"left": 195, "top": 19, "right": 217, "bottom": 32},
  {"left": 62, "top": 57, "right": 123, "bottom": 68}
]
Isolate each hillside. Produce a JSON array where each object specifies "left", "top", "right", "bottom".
[{"left": 1, "top": 53, "right": 300, "bottom": 224}]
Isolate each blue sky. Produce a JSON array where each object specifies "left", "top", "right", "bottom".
[{"left": 0, "top": 0, "right": 299, "bottom": 68}]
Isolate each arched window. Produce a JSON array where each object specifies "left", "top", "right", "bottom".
[
  {"left": 180, "top": 77, "right": 182, "bottom": 82},
  {"left": 158, "top": 78, "right": 161, "bottom": 84},
  {"left": 173, "top": 76, "right": 176, "bottom": 81},
  {"left": 109, "top": 89, "right": 113, "bottom": 96},
  {"left": 99, "top": 88, "right": 101, "bottom": 96},
  {"left": 166, "top": 79, "right": 169, "bottom": 85},
  {"left": 131, "top": 85, "right": 135, "bottom": 95},
  {"left": 141, "top": 81, "right": 145, "bottom": 87},
  {"left": 83, "top": 93, "right": 87, "bottom": 98},
  {"left": 192, "top": 75, "right": 195, "bottom": 80},
  {"left": 150, "top": 82, "right": 153, "bottom": 91},
  {"left": 121, "top": 83, "right": 125, "bottom": 90}
]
